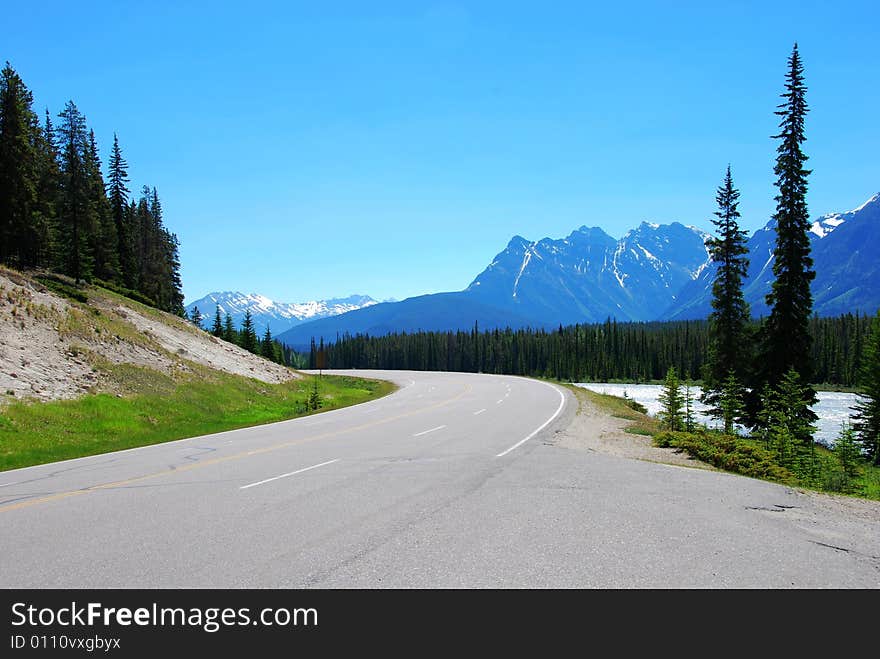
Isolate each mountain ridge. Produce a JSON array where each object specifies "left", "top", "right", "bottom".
[
  {"left": 272, "top": 190, "right": 880, "bottom": 349},
  {"left": 184, "top": 291, "right": 377, "bottom": 335}
]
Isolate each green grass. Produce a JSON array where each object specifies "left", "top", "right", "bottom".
[{"left": 0, "top": 367, "right": 395, "bottom": 472}]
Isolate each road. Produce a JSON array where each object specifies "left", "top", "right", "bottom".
[{"left": 1, "top": 370, "right": 877, "bottom": 588}]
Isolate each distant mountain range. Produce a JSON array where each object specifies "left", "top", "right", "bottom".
[
  {"left": 184, "top": 292, "right": 377, "bottom": 336},
  {"left": 267, "top": 191, "right": 878, "bottom": 349}
]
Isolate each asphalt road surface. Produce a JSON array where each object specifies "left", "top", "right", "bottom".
[{"left": 1, "top": 370, "right": 877, "bottom": 588}]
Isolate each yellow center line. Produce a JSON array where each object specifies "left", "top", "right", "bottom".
[{"left": 0, "top": 383, "right": 473, "bottom": 514}]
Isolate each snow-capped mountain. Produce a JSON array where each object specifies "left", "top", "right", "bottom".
[
  {"left": 184, "top": 292, "right": 377, "bottom": 335},
  {"left": 276, "top": 190, "right": 880, "bottom": 348},
  {"left": 277, "top": 221, "right": 714, "bottom": 347},
  {"left": 665, "top": 192, "right": 880, "bottom": 319},
  {"left": 465, "top": 221, "right": 712, "bottom": 324}
]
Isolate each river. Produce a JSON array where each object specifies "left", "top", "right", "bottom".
[{"left": 573, "top": 382, "right": 860, "bottom": 447}]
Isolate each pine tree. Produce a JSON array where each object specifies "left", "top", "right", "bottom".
[
  {"left": 107, "top": 133, "right": 134, "bottom": 287},
  {"left": 164, "top": 227, "right": 185, "bottom": 315},
  {"left": 223, "top": 313, "right": 236, "bottom": 344},
  {"left": 683, "top": 375, "right": 696, "bottom": 432},
  {"left": 658, "top": 366, "right": 684, "bottom": 431},
  {"left": 0, "top": 62, "right": 40, "bottom": 266},
  {"left": 833, "top": 423, "right": 862, "bottom": 493},
  {"left": 189, "top": 306, "right": 203, "bottom": 329},
  {"left": 211, "top": 306, "right": 223, "bottom": 337},
  {"left": 852, "top": 310, "right": 880, "bottom": 464},
  {"left": 261, "top": 325, "right": 275, "bottom": 360},
  {"left": 240, "top": 309, "right": 257, "bottom": 353},
  {"left": 308, "top": 375, "right": 322, "bottom": 411},
  {"left": 752, "top": 43, "right": 818, "bottom": 427},
  {"left": 85, "top": 129, "right": 119, "bottom": 282},
  {"left": 764, "top": 368, "right": 818, "bottom": 477},
  {"left": 718, "top": 372, "right": 744, "bottom": 435},
  {"left": 56, "top": 101, "right": 93, "bottom": 282},
  {"left": 33, "top": 110, "right": 60, "bottom": 266},
  {"left": 702, "top": 166, "right": 750, "bottom": 416}
]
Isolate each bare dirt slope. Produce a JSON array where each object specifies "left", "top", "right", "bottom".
[{"left": 0, "top": 267, "right": 298, "bottom": 405}]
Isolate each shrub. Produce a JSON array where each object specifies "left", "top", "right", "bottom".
[
  {"left": 35, "top": 277, "right": 88, "bottom": 303},
  {"left": 92, "top": 278, "right": 157, "bottom": 308},
  {"left": 654, "top": 430, "right": 796, "bottom": 484}
]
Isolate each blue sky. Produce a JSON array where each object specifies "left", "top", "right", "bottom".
[{"left": 6, "top": 1, "right": 879, "bottom": 304}]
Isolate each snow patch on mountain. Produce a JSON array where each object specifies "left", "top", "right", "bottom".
[{"left": 185, "top": 291, "right": 377, "bottom": 335}]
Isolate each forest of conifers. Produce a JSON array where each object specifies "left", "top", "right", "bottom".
[
  {"left": 0, "top": 63, "right": 184, "bottom": 315},
  {"left": 314, "top": 313, "right": 871, "bottom": 387}
]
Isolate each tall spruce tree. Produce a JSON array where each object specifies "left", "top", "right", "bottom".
[
  {"left": 85, "top": 129, "right": 119, "bottom": 282},
  {"left": 240, "top": 309, "right": 257, "bottom": 353},
  {"left": 658, "top": 366, "right": 684, "bottom": 432},
  {"left": 211, "top": 306, "right": 223, "bottom": 337},
  {"left": 107, "top": 133, "right": 134, "bottom": 287},
  {"left": 56, "top": 101, "right": 93, "bottom": 282},
  {"left": 33, "top": 110, "right": 60, "bottom": 266},
  {"left": 718, "top": 372, "right": 744, "bottom": 435},
  {"left": 0, "top": 63, "right": 41, "bottom": 266},
  {"left": 751, "top": 43, "right": 818, "bottom": 429},
  {"left": 223, "top": 312, "right": 236, "bottom": 344},
  {"left": 189, "top": 306, "right": 203, "bottom": 329},
  {"left": 702, "top": 166, "right": 750, "bottom": 421},
  {"left": 852, "top": 310, "right": 880, "bottom": 464},
  {"left": 165, "top": 228, "right": 185, "bottom": 315},
  {"left": 261, "top": 326, "right": 275, "bottom": 360}
]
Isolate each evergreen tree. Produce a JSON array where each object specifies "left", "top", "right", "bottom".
[
  {"left": 718, "top": 372, "right": 744, "bottom": 435},
  {"left": 308, "top": 376, "right": 322, "bottom": 411},
  {"left": 85, "top": 129, "right": 119, "bottom": 282},
  {"left": 752, "top": 43, "right": 818, "bottom": 427},
  {"left": 702, "top": 166, "right": 750, "bottom": 415},
  {"left": 211, "top": 306, "right": 223, "bottom": 337},
  {"left": 223, "top": 312, "right": 236, "bottom": 344},
  {"left": 852, "top": 310, "right": 880, "bottom": 464},
  {"left": 33, "top": 110, "right": 60, "bottom": 266},
  {"left": 766, "top": 368, "right": 818, "bottom": 478},
  {"left": 683, "top": 376, "right": 697, "bottom": 432},
  {"left": 240, "top": 309, "right": 257, "bottom": 353},
  {"left": 658, "top": 366, "right": 684, "bottom": 432},
  {"left": 164, "top": 227, "right": 185, "bottom": 316},
  {"left": 0, "top": 63, "right": 41, "bottom": 266},
  {"left": 261, "top": 326, "right": 275, "bottom": 360},
  {"left": 128, "top": 186, "right": 182, "bottom": 313},
  {"left": 56, "top": 101, "right": 93, "bottom": 282},
  {"left": 189, "top": 305, "right": 203, "bottom": 329},
  {"left": 107, "top": 133, "right": 134, "bottom": 287},
  {"left": 833, "top": 424, "right": 862, "bottom": 493}
]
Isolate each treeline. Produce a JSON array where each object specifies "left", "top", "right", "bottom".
[
  {"left": 190, "top": 306, "right": 305, "bottom": 369},
  {"left": 0, "top": 63, "right": 183, "bottom": 314},
  {"left": 317, "top": 313, "right": 871, "bottom": 386}
]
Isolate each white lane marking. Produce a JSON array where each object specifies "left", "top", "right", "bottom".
[
  {"left": 496, "top": 383, "right": 567, "bottom": 458},
  {"left": 413, "top": 425, "right": 446, "bottom": 437},
  {"left": 240, "top": 459, "right": 339, "bottom": 490},
  {"left": 473, "top": 408, "right": 486, "bottom": 416},
  {"left": 496, "top": 399, "right": 504, "bottom": 404}
]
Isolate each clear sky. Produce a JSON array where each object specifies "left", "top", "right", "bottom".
[{"left": 6, "top": 1, "right": 878, "bottom": 304}]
